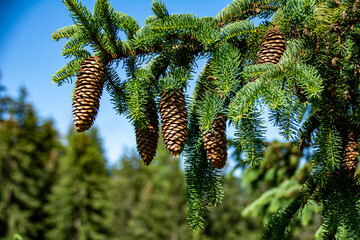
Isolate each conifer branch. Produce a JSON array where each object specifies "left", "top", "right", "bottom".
[
  {"left": 218, "top": 20, "right": 255, "bottom": 44},
  {"left": 52, "top": 25, "right": 79, "bottom": 41},
  {"left": 215, "top": 0, "right": 278, "bottom": 26},
  {"left": 104, "top": 66, "right": 127, "bottom": 115},
  {"left": 125, "top": 69, "right": 152, "bottom": 128},
  {"left": 151, "top": 0, "right": 169, "bottom": 19},
  {"left": 262, "top": 175, "right": 318, "bottom": 239},
  {"left": 228, "top": 79, "right": 265, "bottom": 123},
  {"left": 113, "top": 12, "right": 140, "bottom": 38},
  {"left": 198, "top": 94, "right": 225, "bottom": 134},
  {"left": 63, "top": 0, "right": 109, "bottom": 58},
  {"left": 52, "top": 58, "right": 86, "bottom": 85},
  {"left": 211, "top": 43, "right": 242, "bottom": 97},
  {"left": 235, "top": 107, "right": 266, "bottom": 167},
  {"left": 184, "top": 62, "right": 224, "bottom": 230}
]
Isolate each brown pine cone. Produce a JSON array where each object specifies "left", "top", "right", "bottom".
[
  {"left": 342, "top": 131, "right": 358, "bottom": 173},
  {"left": 203, "top": 114, "right": 227, "bottom": 169},
  {"left": 135, "top": 100, "right": 159, "bottom": 165},
  {"left": 160, "top": 90, "right": 188, "bottom": 158},
  {"left": 72, "top": 56, "right": 105, "bottom": 132},
  {"left": 257, "top": 27, "right": 286, "bottom": 65}
]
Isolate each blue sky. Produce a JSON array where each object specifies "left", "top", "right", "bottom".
[{"left": 0, "top": 0, "right": 281, "bottom": 165}]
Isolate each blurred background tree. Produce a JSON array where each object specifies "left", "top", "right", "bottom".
[
  {"left": 0, "top": 84, "right": 60, "bottom": 240},
  {"left": 109, "top": 140, "right": 192, "bottom": 240},
  {"left": 45, "top": 128, "right": 112, "bottom": 240}
]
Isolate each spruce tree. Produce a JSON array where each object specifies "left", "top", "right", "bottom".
[
  {"left": 45, "top": 128, "right": 112, "bottom": 240},
  {"left": 0, "top": 88, "right": 60, "bottom": 239},
  {"left": 110, "top": 141, "right": 192, "bottom": 240},
  {"left": 52, "top": 0, "right": 360, "bottom": 237}
]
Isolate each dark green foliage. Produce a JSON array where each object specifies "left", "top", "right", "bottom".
[
  {"left": 159, "top": 67, "right": 191, "bottom": 93},
  {"left": 198, "top": 93, "right": 225, "bottom": 134},
  {"left": 45, "top": 128, "right": 112, "bottom": 240},
  {"left": 317, "top": 174, "right": 360, "bottom": 239},
  {"left": 262, "top": 176, "right": 317, "bottom": 240},
  {"left": 183, "top": 63, "right": 224, "bottom": 230},
  {"left": 109, "top": 141, "right": 192, "bottom": 240},
  {"left": 151, "top": 0, "right": 169, "bottom": 20},
  {"left": 235, "top": 107, "right": 266, "bottom": 167},
  {"left": 0, "top": 88, "right": 61, "bottom": 240},
  {"left": 184, "top": 107, "right": 224, "bottom": 231}
]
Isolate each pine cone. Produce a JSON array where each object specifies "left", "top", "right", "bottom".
[
  {"left": 257, "top": 27, "right": 286, "bottom": 64},
  {"left": 72, "top": 56, "right": 105, "bottom": 132},
  {"left": 160, "top": 90, "right": 188, "bottom": 158},
  {"left": 342, "top": 131, "right": 358, "bottom": 173},
  {"left": 203, "top": 114, "right": 227, "bottom": 169},
  {"left": 135, "top": 100, "right": 159, "bottom": 165}
]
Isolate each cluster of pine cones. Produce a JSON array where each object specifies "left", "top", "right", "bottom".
[{"left": 71, "top": 27, "right": 287, "bottom": 169}]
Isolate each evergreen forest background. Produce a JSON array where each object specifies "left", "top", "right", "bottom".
[{"left": 1, "top": 81, "right": 323, "bottom": 239}]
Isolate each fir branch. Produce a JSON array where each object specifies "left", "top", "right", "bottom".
[
  {"left": 184, "top": 105, "right": 224, "bottom": 231},
  {"left": 131, "top": 25, "right": 165, "bottom": 52},
  {"left": 146, "top": 53, "right": 171, "bottom": 84},
  {"left": 98, "top": 0, "right": 123, "bottom": 58},
  {"left": 150, "top": 13, "right": 200, "bottom": 33},
  {"left": 292, "top": 64, "right": 324, "bottom": 100},
  {"left": 241, "top": 63, "right": 278, "bottom": 81},
  {"left": 93, "top": 0, "right": 106, "bottom": 29},
  {"left": 159, "top": 67, "right": 191, "bottom": 92},
  {"left": 277, "top": 39, "right": 305, "bottom": 67},
  {"left": 297, "top": 112, "right": 320, "bottom": 150},
  {"left": 151, "top": 0, "right": 169, "bottom": 19},
  {"left": 123, "top": 56, "right": 139, "bottom": 79},
  {"left": 235, "top": 106, "right": 266, "bottom": 167},
  {"left": 197, "top": 93, "right": 225, "bottom": 134},
  {"left": 61, "top": 34, "right": 88, "bottom": 57},
  {"left": 113, "top": 12, "right": 140, "bottom": 38},
  {"left": 197, "top": 17, "right": 219, "bottom": 48},
  {"left": 313, "top": 124, "right": 343, "bottom": 172},
  {"left": 211, "top": 43, "right": 242, "bottom": 97},
  {"left": 52, "top": 25, "right": 79, "bottom": 41},
  {"left": 63, "top": 0, "right": 109, "bottom": 58},
  {"left": 184, "top": 62, "right": 224, "bottom": 231},
  {"left": 268, "top": 93, "right": 303, "bottom": 141},
  {"left": 262, "top": 175, "right": 318, "bottom": 239},
  {"left": 228, "top": 79, "right": 265, "bottom": 124},
  {"left": 125, "top": 69, "right": 152, "bottom": 128},
  {"left": 215, "top": 0, "right": 278, "bottom": 26},
  {"left": 281, "top": 0, "right": 316, "bottom": 27},
  {"left": 51, "top": 58, "right": 85, "bottom": 85},
  {"left": 104, "top": 66, "right": 127, "bottom": 115},
  {"left": 318, "top": 175, "right": 360, "bottom": 239},
  {"left": 218, "top": 20, "right": 255, "bottom": 44},
  {"left": 63, "top": 0, "right": 96, "bottom": 36},
  {"left": 262, "top": 79, "right": 287, "bottom": 110}
]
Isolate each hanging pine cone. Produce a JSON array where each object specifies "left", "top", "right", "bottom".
[
  {"left": 342, "top": 131, "right": 358, "bottom": 173},
  {"left": 72, "top": 56, "right": 105, "bottom": 132},
  {"left": 203, "top": 114, "right": 227, "bottom": 169},
  {"left": 160, "top": 90, "right": 188, "bottom": 158},
  {"left": 135, "top": 100, "right": 159, "bottom": 165},
  {"left": 257, "top": 27, "right": 286, "bottom": 64}
]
